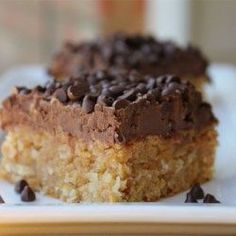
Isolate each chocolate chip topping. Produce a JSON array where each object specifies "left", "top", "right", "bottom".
[
  {"left": 20, "top": 186, "right": 36, "bottom": 202},
  {"left": 82, "top": 95, "right": 97, "bottom": 113},
  {"left": 113, "top": 99, "right": 130, "bottom": 110},
  {"left": 203, "top": 194, "right": 220, "bottom": 203},
  {"left": 53, "top": 88, "right": 68, "bottom": 103},
  {"left": 0, "top": 70, "right": 217, "bottom": 145},
  {"left": 184, "top": 192, "right": 198, "bottom": 203},
  {"left": 190, "top": 183, "right": 204, "bottom": 200},
  {"left": 0, "top": 195, "right": 4, "bottom": 204},
  {"left": 67, "top": 78, "right": 89, "bottom": 100},
  {"left": 15, "top": 179, "right": 29, "bottom": 194},
  {"left": 48, "top": 33, "right": 209, "bottom": 79}
]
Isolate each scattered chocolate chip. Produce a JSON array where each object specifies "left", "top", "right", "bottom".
[
  {"left": 0, "top": 195, "right": 4, "bottom": 204},
  {"left": 82, "top": 95, "right": 96, "bottom": 113},
  {"left": 203, "top": 194, "right": 220, "bottom": 203},
  {"left": 113, "top": 99, "right": 130, "bottom": 110},
  {"left": 15, "top": 179, "right": 29, "bottom": 194},
  {"left": 190, "top": 183, "right": 204, "bottom": 200},
  {"left": 20, "top": 186, "right": 36, "bottom": 202},
  {"left": 53, "top": 88, "right": 68, "bottom": 103},
  {"left": 184, "top": 192, "right": 198, "bottom": 203}
]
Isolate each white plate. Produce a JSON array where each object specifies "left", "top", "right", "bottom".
[{"left": 0, "top": 64, "right": 236, "bottom": 232}]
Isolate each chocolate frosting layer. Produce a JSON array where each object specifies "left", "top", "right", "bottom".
[
  {"left": 0, "top": 71, "right": 216, "bottom": 146},
  {"left": 48, "top": 33, "right": 209, "bottom": 80}
]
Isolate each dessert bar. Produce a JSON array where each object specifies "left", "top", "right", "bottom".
[
  {"left": 0, "top": 71, "right": 217, "bottom": 202},
  {"left": 48, "top": 33, "right": 209, "bottom": 91}
]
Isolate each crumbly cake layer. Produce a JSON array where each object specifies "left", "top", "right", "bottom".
[
  {"left": 0, "top": 126, "right": 217, "bottom": 202},
  {"left": 48, "top": 33, "right": 210, "bottom": 90}
]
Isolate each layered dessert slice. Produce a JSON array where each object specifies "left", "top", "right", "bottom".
[
  {"left": 48, "top": 33, "right": 210, "bottom": 91},
  {"left": 0, "top": 71, "right": 217, "bottom": 202}
]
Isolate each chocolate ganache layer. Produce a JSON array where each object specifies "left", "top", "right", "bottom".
[
  {"left": 48, "top": 33, "right": 209, "bottom": 80},
  {"left": 0, "top": 70, "right": 216, "bottom": 146}
]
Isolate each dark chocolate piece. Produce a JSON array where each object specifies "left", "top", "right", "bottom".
[
  {"left": 15, "top": 179, "right": 29, "bottom": 194},
  {"left": 53, "top": 88, "right": 68, "bottom": 103},
  {"left": 82, "top": 95, "right": 96, "bottom": 113},
  {"left": 0, "top": 195, "right": 4, "bottom": 204},
  {"left": 203, "top": 194, "right": 220, "bottom": 203},
  {"left": 184, "top": 192, "right": 198, "bottom": 203},
  {"left": 20, "top": 186, "right": 36, "bottom": 202},
  {"left": 67, "top": 78, "right": 89, "bottom": 100},
  {"left": 113, "top": 99, "right": 130, "bottom": 110},
  {"left": 190, "top": 183, "right": 204, "bottom": 200}
]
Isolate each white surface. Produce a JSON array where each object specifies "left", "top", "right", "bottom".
[
  {"left": 146, "top": 0, "right": 192, "bottom": 45},
  {"left": 0, "top": 64, "right": 236, "bottom": 223}
]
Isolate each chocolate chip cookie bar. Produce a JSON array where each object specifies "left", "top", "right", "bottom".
[
  {"left": 48, "top": 33, "right": 210, "bottom": 91},
  {"left": 0, "top": 71, "right": 217, "bottom": 202}
]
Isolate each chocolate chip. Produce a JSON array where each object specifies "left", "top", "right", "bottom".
[
  {"left": 167, "top": 82, "right": 183, "bottom": 94},
  {"left": 17, "top": 87, "right": 31, "bottom": 95},
  {"left": 101, "top": 87, "right": 112, "bottom": 97},
  {"left": 109, "top": 85, "right": 124, "bottom": 96},
  {"left": 82, "top": 95, "right": 96, "bottom": 113},
  {"left": 98, "top": 95, "right": 114, "bottom": 106},
  {"left": 0, "top": 195, "right": 4, "bottom": 204},
  {"left": 15, "top": 179, "right": 29, "bottom": 194},
  {"left": 21, "top": 186, "right": 36, "bottom": 202},
  {"left": 53, "top": 88, "right": 68, "bottom": 103},
  {"left": 203, "top": 194, "right": 220, "bottom": 203},
  {"left": 119, "top": 88, "right": 136, "bottom": 101},
  {"left": 166, "top": 75, "right": 180, "bottom": 83},
  {"left": 161, "top": 83, "right": 181, "bottom": 96},
  {"left": 67, "top": 84, "right": 86, "bottom": 101},
  {"left": 34, "top": 85, "right": 46, "bottom": 93},
  {"left": 184, "top": 192, "right": 198, "bottom": 203},
  {"left": 190, "top": 183, "right": 204, "bottom": 200},
  {"left": 136, "top": 83, "right": 147, "bottom": 93},
  {"left": 45, "top": 83, "right": 56, "bottom": 96},
  {"left": 146, "top": 78, "right": 156, "bottom": 90},
  {"left": 156, "top": 76, "right": 167, "bottom": 84},
  {"left": 113, "top": 99, "right": 130, "bottom": 110}
]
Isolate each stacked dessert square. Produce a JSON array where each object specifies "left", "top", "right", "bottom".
[
  {"left": 0, "top": 34, "right": 217, "bottom": 202},
  {"left": 48, "top": 33, "right": 209, "bottom": 91}
]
